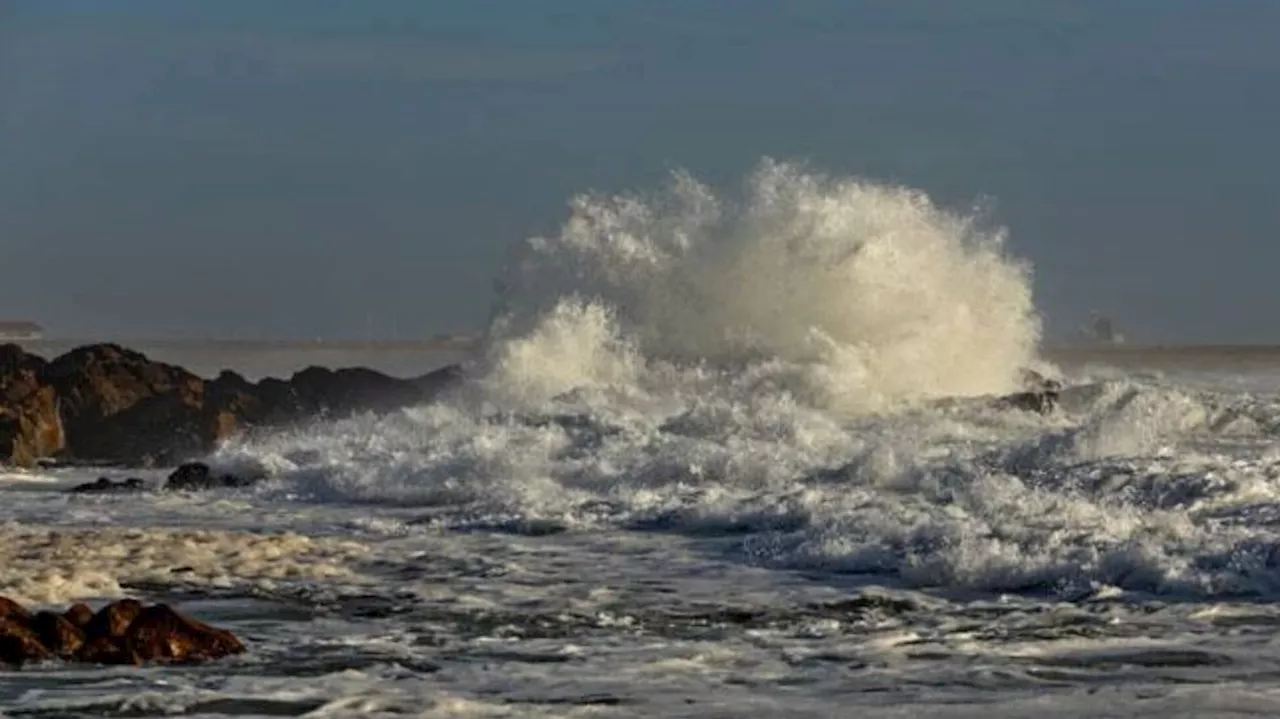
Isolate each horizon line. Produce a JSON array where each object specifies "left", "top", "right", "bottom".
[{"left": 11, "top": 337, "right": 1280, "bottom": 353}]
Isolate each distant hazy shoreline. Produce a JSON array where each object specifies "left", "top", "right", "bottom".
[
  {"left": 3, "top": 338, "right": 476, "bottom": 381},
  {"left": 12, "top": 338, "right": 1280, "bottom": 354},
  {"left": 7, "top": 338, "right": 478, "bottom": 351},
  {"left": 1046, "top": 344, "right": 1280, "bottom": 361},
  {"left": 6, "top": 339, "right": 1280, "bottom": 380}
]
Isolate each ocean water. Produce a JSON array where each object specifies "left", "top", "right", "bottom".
[{"left": 6, "top": 162, "right": 1280, "bottom": 717}]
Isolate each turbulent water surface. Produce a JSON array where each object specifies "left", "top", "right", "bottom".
[{"left": 6, "top": 164, "right": 1280, "bottom": 717}]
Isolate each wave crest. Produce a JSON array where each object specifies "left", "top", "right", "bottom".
[{"left": 483, "top": 159, "right": 1040, "bottom": 413}]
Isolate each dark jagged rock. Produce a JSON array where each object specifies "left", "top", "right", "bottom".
[
  {"left": 0, "top": 344, "right": 64, "bottom": 466},
  {"left": 998, "top": 390, "right": 1059, "bottom": 414},
  {"left": 163, "top": 462, "right": 260, "bottom": 492},
  {"left": 69, "top": 476, "right": 147, "bottom": 494},
  {"left": 0, "top": 617, "right": 52, "bottom": 667},
  {"left": 29, "top": 611, "right": 86, "bottom": 658},
  {"left": 76, "top": 635, "right": 131, "bottom": 665},
  {"left": 42, "top": 344, "right": 238, "bottom": 465},
  {"left": 0, "top": 596, "right": 30, "bottom": 622},
  {"left": 1020, "top": 368, "right": 1064, "bottom": 394},
  {"left": 414, "top": 362, "right": 465, "bottom": 396},
  {"left": 0, "top": 342, "right": 464, "bottom": 467},
  {"left": 64, "top": 603, "right": 94, "bottom": 630},
  {"left": 0, "top": 596, "right": 246, "bottom": 668},
  {"left": 122, "top": 604, "right": 246, "bottom": 664},
  {"left": 995, "top": 368, "right": 1063, "bottom": 415},
  {"left": 289, "top": 366, "right": 420, "bottom": 415},
  {"left": 84, "top": 598, "right": 144, "bottom": 641}
]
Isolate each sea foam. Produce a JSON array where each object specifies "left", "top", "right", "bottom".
[
  {"left": 207, "top": 160, "right": 1280, "bottom": 599},
  {"left": 482, "top": 158, "right": 1041, "bottom": 413}
]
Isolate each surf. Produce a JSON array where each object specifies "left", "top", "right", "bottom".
[{"left": 481, "top": 158, "right": 1042, "bottom": 414}]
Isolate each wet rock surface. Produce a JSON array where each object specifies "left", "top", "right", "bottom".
[
  {"left": 0, "top": 597, "right": 245, "bottom": 667},
  {"left": 998, "top": 368, "right": 1064, "bottom": 414},
  {"left": 162, "top": 462, "right": 260, "bottom": 492},
  {"left": 29, "top": 611, "right": 86, "bottom": 658},
  {"left": 68, "top": 476, "right": 147, "bottom": 494},
  {"left": 0, "top": 345, "right": 63, "bottom": 467},
  {"left": 68, "top": 463, "right": 262, "bottom": 493},
  {"left": 0, "top": 343, "right": 463, "bottom": 467}
]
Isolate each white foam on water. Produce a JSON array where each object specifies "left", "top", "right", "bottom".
[
  {"left": 199, "top": 162, "right": 1280, "bottom": 602},
  {"left": 483, "top": 159, "right": 1040, "bottom": 413},
  {"left": 204, "top": 375, "right": 1280, "bottom": 601},
  {"left": 15, "top": 162, "right": 1280, "bottom": 715},
  {"left": 0, "top": 471, "right": 61, "bottom": 484},
  {"left": 0, "top": 524, "right": 371, "bottom": 605}
]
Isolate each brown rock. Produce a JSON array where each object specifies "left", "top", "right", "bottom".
[
  {"left": 76, "top": 635, "right": 132, "bottom": 665},
  {"left": 1, "top": 342, "right": 463, "bottom": 468},
  {"left": 0, "top": 595, "right": 30, "bottom": 622},
  {"left": 1, "top": 599, "right": 244, "bottom": 668},
  {"left": 0, "top": 345, "right": 64, "bottom": 466},
  {"left": 64, "top": 603, "right": 94, "bottom": 629},
  {"left": 29, "top": 611, "right": 86, "bottom": 658},
  {"left": 0, "top": 617, "right": 52, "bottom": 667},
  {"left": 120, "top": 604, "right": 246, "bottom": 665},
  {"left": 41, "top": 345, "right": 212, "bottom": 464},
  {"left": 84, "top": 599, "right": 144, "bottom": 641}
]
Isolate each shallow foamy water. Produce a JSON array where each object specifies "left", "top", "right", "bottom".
[{"left": 5, "top": 364, "right": 1280, "bottom": 717}]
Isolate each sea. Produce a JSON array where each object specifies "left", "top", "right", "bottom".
[{"left": 6, "top": 162, "right": 1280, "bottom": 717}]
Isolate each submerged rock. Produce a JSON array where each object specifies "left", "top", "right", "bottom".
[
  {"left": 997, "top": 368, "right": 1064, "bottom": 415},
  {"left": 68, "top": 476, "right": 147, "bottom": 494},
  {"left": 163, "top": 462, "right": 260, "bottom": 492},
  {"left": 0, "top": 596, "right": 246, "bottom": 667},
  {"left": 997, "top": 389, "right": 1060, "bottom": 414},
  {"left": 1023, "top": 369, "right": 1064, "bottom": 393}
]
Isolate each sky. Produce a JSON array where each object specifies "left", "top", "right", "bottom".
[{"left": 1, "top": 1, "right": 1278, "bottom": 343}]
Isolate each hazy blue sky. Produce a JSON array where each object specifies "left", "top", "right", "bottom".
[{"left": 2, "top": 1, "right": 1278, "bottom": 342}]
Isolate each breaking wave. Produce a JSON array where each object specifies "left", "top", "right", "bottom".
[
  {"left": 481, "top": 158, "right": 1040, "bottom": 413},
  {"left": 208, "top": 159, "right": 1280, "bottom": 600}
]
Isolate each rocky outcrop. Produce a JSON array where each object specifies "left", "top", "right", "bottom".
[
  {"left": 0, "top": 345, "right": 65, "bottom": 466},
  {"left": 0, "top": 343, "right": 462, "bottom": 467},
  {"left": 0, "top": 597, "right": 245, "bottom": 667}
]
